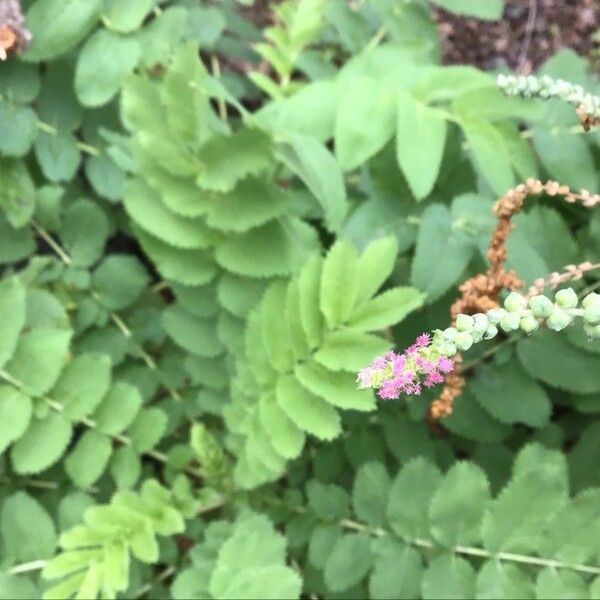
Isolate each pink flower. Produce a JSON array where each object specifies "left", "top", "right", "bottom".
[{"left": 437, "top": 357, "right": 453, "bottom": 373}]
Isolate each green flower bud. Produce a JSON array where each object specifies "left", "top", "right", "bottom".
[
  {"left": 584, "top": 322, "right": 600, "bottom": 339},
  {"left": 437, "top": 341, "right": 457, "bottom": 357},
  {"left": 443, "top": 327, "right": 458, "bottom": 341},
  {"left": 528, "top": 295, "right": 554, "bottom": 318},
  {"left": 483, "top": 324, "right": 498, "bottom": 340},
  {"left": 584, "top": 303, "right": 600, "bottom": 325},
  {"left": 504, "top": 292, "right": 527, "bottom": 313},
  {"left": 472, "top": 314, "right": 489, "bottom": 335},
  {"left": 499, "top": 312, "right": 520, "bottom": 332},
  {"left": 554, "top": 288, "right": 578, "bottom": 309},
  {"left": 486, "top": 308, "right": 507, "bottom": 324},
  {"left": 456, "top": 314, "right": 475, "bottom": 332},
  {"left": 546, "top": 307, "right": 573, "bottom": 331},
  {"left": 582, "top": 292, "right": 600, "bottom": 309},
  {"left": 455, "top": 332, "right": 473, "bottom": 352},
  {"left": 519, "top": 315, "right": 540, "bottom": 334}
]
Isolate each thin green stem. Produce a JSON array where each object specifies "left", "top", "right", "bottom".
[
  {"left": 131, "top": 566, "right": 176, "bottom": 599},
  {"left": 8, "top": 559, "right": 48, "bottom": 575},
  {"left": 340, "top": 519, "right": 600, "bottom": 576},
  {"left": 35, "top": 121, "right": 100, "bottom": 156}
]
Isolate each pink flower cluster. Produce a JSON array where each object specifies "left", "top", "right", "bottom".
[{"left": 357, "top": 334, "right": 453, "bottom": 400}]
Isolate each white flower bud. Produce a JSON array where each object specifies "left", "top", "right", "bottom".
[
  {"left": 528, "top": 295, "right": 554, "bottom": 318},
  {"left": 504, "top": 292, "right": 527, "bottom": 313},
  {"left": 582, "top": 292, "right": 600, "bottom": 309},
  {"left": 455, "top": 332, "right": 473, "bottom": 352},
  {"left": 519, "top": 315, "right": 540, "bottom": 334},
  {"left": 499, "top": 312, "right": 521, "bottom": 332},
  {"left": 554, "top": 288, "right": 578, "bottom": 309},
  {"left": 546, "top": 307, "right": 573, "bottom": 331},
  {"left": 456, "top": 314, "right": 475, "bottom": 332}
]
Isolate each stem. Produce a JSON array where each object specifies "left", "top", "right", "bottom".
[
  {"left": 340, "top": 519, "right": 600, "bottom": 576},
  {"left": 8, "top": 559, "right": 48, "bottom": 575},
  {"left": 131, "top": 565, "right": 176, "bottom": 599},
  {"left": 363, "top": 25, "right": 388, "bottom": 54},
  {"left": 31, "top": 221, "right": 72, "bottom": 266},
  {"left": 35, "top": 121, "right": 100, "bottom": 156}
]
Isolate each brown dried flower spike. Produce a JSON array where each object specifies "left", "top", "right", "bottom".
[
  {"left": 0, "top": 25, "right": 17, "bottom": 60},
  {"left": 0, "top": 0, "right": 31, "bottom": 60}
]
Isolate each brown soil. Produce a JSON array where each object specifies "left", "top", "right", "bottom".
[{"left": 433, "top": 0, "right": 600, "bottom": 73}]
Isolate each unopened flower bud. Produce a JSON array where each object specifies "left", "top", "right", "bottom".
[
  {"left": 584, "top": 322, "right": 600, "bottom": 339},
  {"left": 528, "top": 295, "right": 554, "bottom": 318},
  {"left": 456, "top": 314, "right": 475, "bottom": 332},
  {"left": 520, "top": 315, "right": 540, "bottom": 334},
  {"left": 555, "top": 288, "right": 578, "bottom": 309},
  {"left": 437, "top": 341, "right": 457, "bottom": 357},
  {"left": 472, "top": 314, "right": 488, "bottom": 335},
  {"left": 486, "top": 308, "right": 506, "bottom": 324},
  {"left": 499, "top": 312, "right": 520, "bottom": 332},
  {"left": 483, "top": 324, "right": 498, "bottom": 340},
  {"left": 584, "top": 303, "right": 600, "bottom": 325},
  {"left": 443, "top": 327, "right": 458, "bottom": 341},
  {"left": 582, "top": 292, "right": 600, "bottom": 309},
  {"left": 455, "top": 332, "right": 473, "bottom": 352},
  {"left": 504, "top": 292, "right": 527, "bottom": 313},
  {"left": 546, "top": 307, "right": 573, "bottom": 331}
]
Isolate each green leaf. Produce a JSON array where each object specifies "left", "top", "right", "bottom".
[
  {"left": 11, "top": 413, "right": 73, "bottom": 474},
  {"left": 411, "top": 204, "right": 473, "bottom": 301},
  {"left": 320, "top": 240, "right": 359, "bottom": 328},
  {"left": 278, "top": 133, "right": 347, "bottom": 232},
  {"left": 346, "top": 287, "right": 425, "bottom": 331},
  {"left": 24, "top": 0, "right": 102, "bottom": 62},
  {"left": 137, "top": 7, "right": 187, "bottom": 68},
  {"left": 295, "top": 361, "right": 376, "bottom": 411},
  {"left": 430, "top": 0, "right": 504, "bottom": 20},
  {"left": 314, "top": 330, "right": 391, "bottom": 372},
  {"left": 298, "top": 254, "right": 324, "bottom": 349},
  {"left": 324, "top": 533, "right": 373, "bottom": 592},
  {"left": 352, "top": 461, "right": 391, "bottom": 527},
  {"left": 261, "top": 282, "right": 295, "bottom": 373},
  {"left": 0, "top": 278, "right": 26, "bottom": 368},
  {"left": 60, "top": 199, "right": 109, "bottom": 267},
  {"left": 0, "top": 574, "right": 39, "bottom": 599},
  {"left": 307, "top": 480, "right": 349, "bottom": 520},
  {"left": 0, "top": 386, "right": 32, "bottom": 455},
  {"left": 204, "top": 178, "right": 288, "bottom": 234},
  {"left": 518, "top": 330, "right": 600, "bottom": 394},
  {"left": 482, "top": 448, "right": 568, "bottom": 553},
  {"left": 92, "top": 254, "right": 150, "bottom": 310},
  {"left": 276, "top": 374, "right": 341, "bottom": 440},
  {"left": 369, "top": 542, "right": 423, "bottom": 600},
  {"left": 51, "top": 354, "right": 111, "bottom": 420},
  {"left": 396, "top": 93, "right": 447, "bottom": 199},
  {"left": 110, "top": 446, "right": 141, "bottom": 489},
  {"left": 103, "top": 0, "right": 156, "bottom": 32},
  {"left": 0, "top": 61, "right": 41, "bottom": 103},
  {"left": 1, "top": 492, "right": 57, "bottom": 561},
  {"left": 421, "top": 555, "right": 476, "bottom": 600},
  {"left": 535, "top": 570, "right": 588, "bottom": 600},
  {"left": 216, "top": 219, "right": 317, "bottom": 278},
  {"left": 0, "top": 159, "right": 36, "bottom": 227},
  {"left": 335, "top": 76, "right": 396, "bottom": 170},
  {"left": 475, "top": 561, "right": 534, "bottom": 600},
  {"left": 460, "top": 117, "right": 514, "bottom": 196},
  {"left": 428, "top": 461, "right": 490, "bottom": 547},
  {"left": 65, "top": 430, "right": 112, "bottom": 487},
  {"left": 0, "top": 214, "right": 35, "bottom": 264},
  {"left": 219, "top": 566, "right": 302, "bottom": 600},
  {"left": 259, "top": 394, "right": 305, "bottom": 459},
  {"left": 6, "top": 328, "right": 72, "bottom": 396},
  {"left": 308, "top": 524, "right": 342, "bottom": 567},
  {"left": 75, "top": 29, "right": 141, "bottom": 107},
  {"left": 387, "top": 458, "right": 441, "bottom": 538},
  {"left": 471, "top": 361, "right": 551, "bottom": 427},
  {"left": 0, "top": 102, "right": 38, "bottom": 157},
  {"left": 196, "top": 129, "right": 272, "bottom": 193},
  {"left": 355, "top": 236, "right": 399, "bottom": 305},
  {"left": 85, "top": 154, "right": 124, "bottom": 201},
  {"left": 162, "top": 305, "right": 224, "bottom": 358},
  {"left": 34, "top": 132, "right": 81, "bottom": 183},
  {"left": 127, "top": 408, "right": 168, "bottom": 452},
  {"left": 93, "top": 382, "right": 142, "bottom": 435},
  {"left": 135, "top": 227, "right": 217, "bottom": 286}
]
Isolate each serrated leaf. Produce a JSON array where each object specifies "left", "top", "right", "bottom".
[
  {"left": 411, "top": 204, "right": 473, "bottom": 301},
  {"left": 204, "top": 177, "right": 288, "bottom": 234},
  {"left": 0, "top": 158, "right": 36, "bottom": 227},
  {"left": 295, "top": 361, "right": 376, "bottom": 411},
  {"left": 277, "top": 133, "right": 347, "bottom": 232},
  {"left": 0, "top": 277, "right": 26, "bottom": 368},
  {"left": 355, "top": 236, "right": 398, "bottom": 305},
  {"left": 65, "top": 430, "right": 112, "bottom": 488},
  {"left": 34, "top": 132, "right": 81, "bottom": 183},
  {"left": 1, "top": 492, "right": 57, "bottom": 562},
  {"left": 92, "top": 254, "right": 150, "bottom": 310},
  {"left": 429, "top": 461, "right": 490, "bottom": 547},
  {"left": 324, "top": 533, "right": 373, "bottom": 592},
  {"left": 308, "top": 524, "right": 342, "bottom": 567},
  {"left": 352, "top": 461, "right": 391, "bottom": 527},
  {"left": 396, "top": 93, "right": 447, "bottom": 199},
  {"left": 471, "top": 361, "right": 551, "bottom": 427},
  {"left": 369, "top": 542, "right": 423, "bottom": 600},
  {"left": 24, "top": 0, "right": 102, "bottom": 62},
  {"left": 0, "top": 386, "right": 32, "bottom": 455},
  {"left": 387, "top": 458, "right": 441, "bottom": 539},
  {"left": 320, "top": 240, "right": 359, "bottom": 328},
  {"left": 347, "top": 287, "right": 425, "bottom": 331},
  {"left": 518, "top": 330, "right": 600, "bottom": 394},
  {"left": 93, "top": 382, "right": 142, "bottom": 435},
  {"left": 127, "top": 408, "right": 168, "bottom": 453},
  {"left": 196, "top": 129, "right": 272, "bottom": 193},
  {"left": 431, "top": 0, "right": 504, "bottom": 20},
  {"left": 0, "top": 102, "right": 38, "bottom": 157},
  {"left": 261, "top": 282, "right": 295, "bottom": 373},
  {"left": 11, "top": 412, "right": 73, "bottom": 474},
  {"left": 475, "top": 561, "right": 534, "bottom": 600},
  {"left": 276, "top": 374, "right": 341, "bottom": 440},
  {"left": 314, "top": 330, "right": 391, "bottom": 372},
  {"left": 135, "top": 227, "right": 217, "bottom": 286},
  {"left": 421, "top": 555, "right": 476, "bottom": 600},
  {"left": 298, "top": 254, "right": 324, "bottom": 349},
  {"left": 162, "top": 305, "right": 224, "bottom": 358},
  {"left": 5, "top": 328, "right": 72, "bottom": 396},
  {"left": 219, "top": 565, "right": 301, "bottom": 600},
  {"left": 307, "top": 480, "right": 349, "bottom": 521},
  {"left": 535, "top": 570, "right": 588, "bottom": 600},
  {"left": 258, "top": 394, "right": 305, "bottom": 459},
  {"left": 103, "top": 0, "right": 156, "bottom": 33}
]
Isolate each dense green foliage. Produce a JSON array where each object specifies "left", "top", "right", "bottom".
[{"left": 1, "top": 0, "right": 600, "bottom": 598}]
